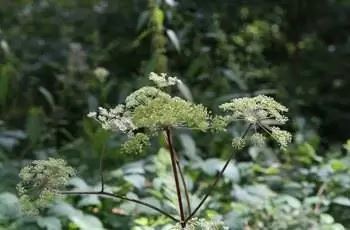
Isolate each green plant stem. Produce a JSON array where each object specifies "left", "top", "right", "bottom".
[
  {"left": 165, "top": 127, "right": 186, "bottom": 227},
  {"left": 185, "top": 125, "right": 251, "bottom": 223},
  {"left": 164, "top": 127, "right": 192, "bottom": 218},
  {"left": 176, "top": 159, "right": 192, "bottom": 215},
  {"left": 59, "top": 143, "right": 179, "bottom": 222},
  {"left": 59, "top": 190, "right": 178, "bottom": 222},
  {"left": 314, "top": 182, "right": 327, "bottom": 212},
  {"left": 99, "top": 143, "right": 106, "bottom": 192}
]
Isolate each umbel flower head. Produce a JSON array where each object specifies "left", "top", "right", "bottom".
[
  {"left": 87, "top": 72, "right": 220, "bottom": 154},
  {"left": 219, "top": 95, "right": 292, "bottom": 149},
  {"left": 17, "top": 158, "right": 75, "bottom": 215}
]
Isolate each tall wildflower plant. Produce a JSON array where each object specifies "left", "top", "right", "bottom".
[{"left": 17, "top": 72, "right": 291, "bottom": 229}]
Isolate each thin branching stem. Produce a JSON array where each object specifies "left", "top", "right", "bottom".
[
  {"left": 314, "top": 182, "right": 327, "bottom": 212},
  {"left": 59, "top": 190, "right": 178, "bottom": 221},
  {"left": 163, "top": 127, "right": 192, "bottom": 215},
  {"left": 176, "top": 157, "right": 192, "bottom": 215},
  {"left": 99, "top": 143, "right": 106, "bottom": 192},
  {"left": 164, "top": 127, "right": 186, "bottom": 227},
  {"left": 59, "top": 140, "right": 179, "bottom": 222},
  {"left": 185, "top": 124, "right": 252, "bottom": 223}
]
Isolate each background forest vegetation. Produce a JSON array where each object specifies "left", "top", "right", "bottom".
[{"left": 0, "top": 0, "right": 350, "bottom": 229}]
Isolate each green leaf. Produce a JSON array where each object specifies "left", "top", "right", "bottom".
[
  {"left": 331, "top": 223, "right": 346, "bottom": 230},
  {"left": 134, "top": 217, "right": 149, "bottom": 226},
  {"left": 244, "top": 184, "right": 276, "bottom": 199},
  {"left": 196, "top": 158, "right": 240, "bottom": 182},
  {"left": 78, "top": 195, "right": 101, "bottom": 207},
  {"left": 69, "top": 177, "right": 90, "bottom": 190},
  {"left": 38, "top": 86, "right": 55, "bottom": 110},
  {"left": 37, "top": 217, "right": 62, "bottom": 230},
  {"left": 320, "top": 214, "right": 334, "bottom": 224},
  {"left": 70, "top": 214, "right": 104, "bottom": 230},
  {"left": 232, "top": 186, "right": 264, "bottom": 206},
  {"left": 279, "top": 195, "right": 301, "bottom": 209},
  {"left": 0, "top": 192, "right": 20, "bottom": 221},
  {"left": 49, "top": 203, "right": 104, "bottom": 230},
  {"left": 176, "top": 81, "right": 193, "bottom": 102},
  {"left": 333, "top": 196, "right": 350, "bottom": 207},
  {"left": 136, "top": 197, "right": 162, "bottom": 215},
  {"left": 124, "top": 174, "right": 145, "bottom": 189},
  {"left": 330, "top": 159, "right": 347, "bottom": 172},
  {"left": 179, "top": 133, "right": 199, "bottom": 161},
  {"left": 166, "top": 29, "right": 180, "bottom": 52}
]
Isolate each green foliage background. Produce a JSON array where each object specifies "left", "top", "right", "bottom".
[{"left": 0, "top": 0, "right": 350, "bottom": 229}]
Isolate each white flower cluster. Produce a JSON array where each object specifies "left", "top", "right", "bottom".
[
  {"left": 220, "top": 95, "right": 291, "bottom": 149},
  {"left": 270, "top": 127, "right": 292, "bottom": 149},
  {"left": 172, "top": 218, "right": 229, "bottom": 230},
  {"left": 149, "top": 72, "right": 181, "bottom": 88},
  {"left": 87, "top": 105, "right": 136, "bottom": 133},
  {"left": 17, "top": 158, "right": 75, "bottom": 214}
]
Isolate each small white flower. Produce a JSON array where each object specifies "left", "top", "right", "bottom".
[
  {"left": 94, "top": 67, "right": 109, "bottom": 82},
  {"left": 87, "top": 105, "right": 135, "bottom": 133},
  {"left": 87, "top": 111, "right": 97, "bottom": 117},
  {"left": 149, "top": 72, "right": 181, "bottom": 88}
]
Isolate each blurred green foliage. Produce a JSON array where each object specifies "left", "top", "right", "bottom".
[{"left": 1, "top": 0, "right": 350, "bottom": 229}]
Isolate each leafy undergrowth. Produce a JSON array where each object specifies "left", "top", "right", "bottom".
[{"left": 1, "top": 122, "right": 349, "bottom": 229}]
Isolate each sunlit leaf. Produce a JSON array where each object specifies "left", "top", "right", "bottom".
[
  {"left": 37, "top": 217, "right": 62, "bottom": 230},
  {"left": 166, "top": 29, "right": 180, "bottom": 52},
  {"left": 38, "top": 86, "right": 55, "bottom": 110}
]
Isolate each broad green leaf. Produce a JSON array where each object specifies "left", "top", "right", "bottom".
[
  {"left": 0, "top": 192, "right": 20, "bottom": 221},
  {"left": 333, "top": 196, "right": 350, "bottom": 207},
  {"left": 124, "top": 174, "right": 145, "bottom": 189},
  {"left": 37, "top": 217, "right": 62, "bottom": 230},
  {"left": 330, "top": 159, "right": 347, "bottom": 172},
  {"left": 49, "top": 203, "right": 104, "bottom": 230},
  {"left": 331, "top": 223, "right": 346, "bottom": 230},
  {"left": 69, "top": 177, "right": 90, "bottom": 190},
  {"left": 244, "top": 184, "right": 276, "bottom": 199},
  {"left": 78, "top": 195, "right": 101, "bottom": 207},
  {"left": 320, "top": 214, "right": 334, "bottom": 224},
  {"left": 195, "top": 158, "right": 240, "bottom": 182},
  {"left": 278, "top": 195, "right": 301, "bottom": 209},
  {"left": 179, "top": 133, "right": 198, "bottom": 161},
  {"left": 232, "top": 186, "right": 264, "bottom": 206},
  {"left": 137, "top": 197, "right": 162, "bottom": 215},
  {"left": 70, "top": 214, "right": 104, "bottom": 230}
]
